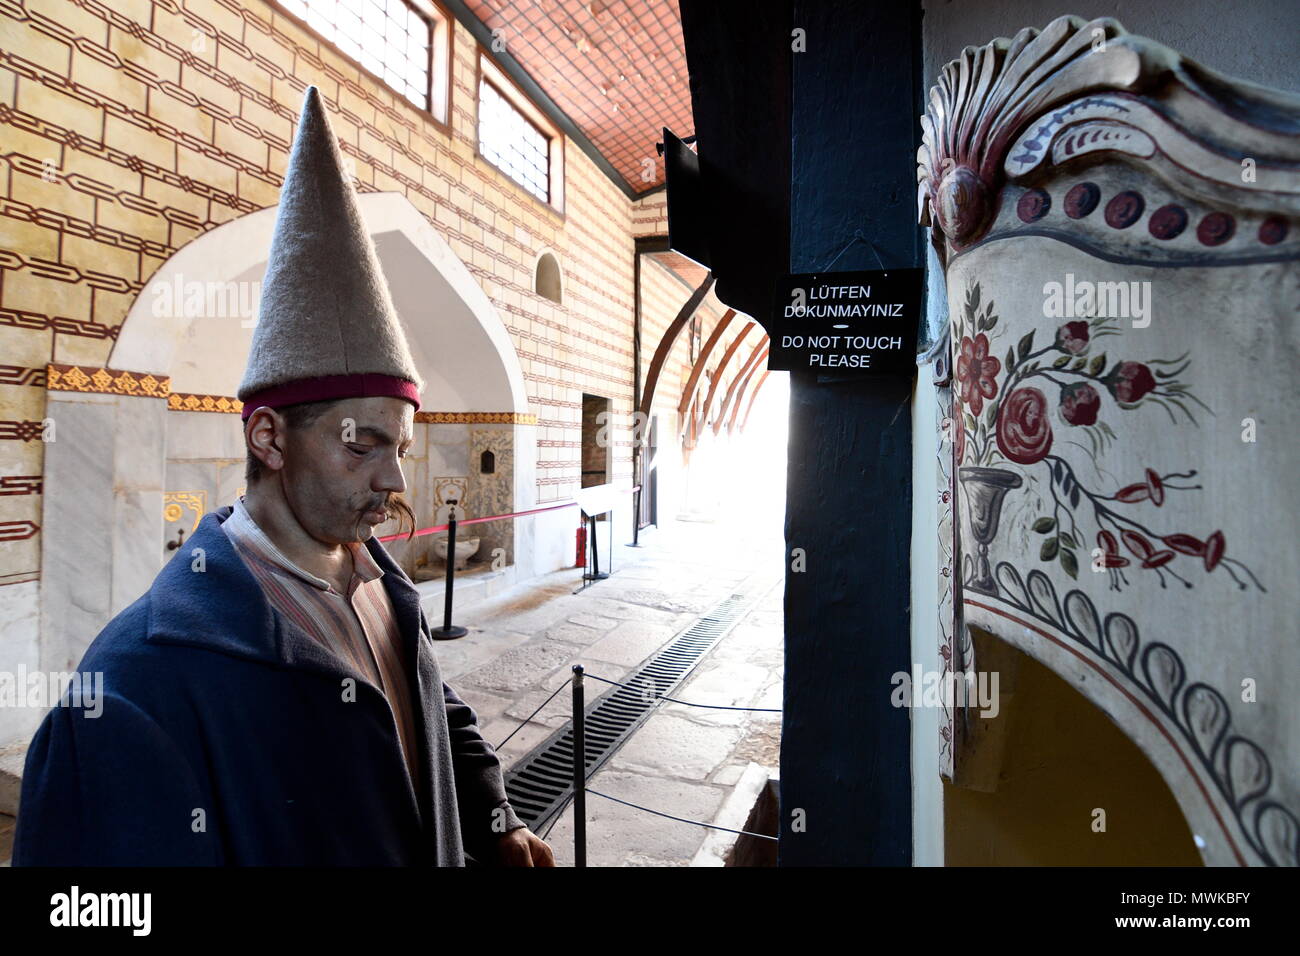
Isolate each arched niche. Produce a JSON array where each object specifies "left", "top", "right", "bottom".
[
  {"left": 41, "top": 194, "right": 537, "bottom": 672},
  {"left": 945, "top": 627, "right": 1203, "bottom": 865},
  {"left": 533, "top": 250, "right": 563, "bottom": 304},
  {"left": 113, "top": 193, "right": 528, "bottom": 414}
]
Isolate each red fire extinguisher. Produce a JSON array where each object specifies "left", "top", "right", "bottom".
[{"left": 575, "top": 524, "right": 587, "bottom": 568}]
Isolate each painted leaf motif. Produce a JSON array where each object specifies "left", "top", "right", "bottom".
[
  {"left": 1060, "top": 548, "right": 1079, "bottom": 579},
  {"left": 1053, "top": 355, "right": 1070, "bottom": 368},
  {"left": 1041, "top": 537, "right": 1059, "bottom": 561},
  {"left": 1089, "top": 353, "right": 1106, "bottom": 376},
  {"left": 1018, "top": 331, "right": 1035, "bottom": 360},
  {"left": 1032, "top": 517, "right": 1056, "bottom": 533}
]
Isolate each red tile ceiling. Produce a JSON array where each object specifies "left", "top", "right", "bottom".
[
  {"left": 463, "top": 0, "right": 694, "bottom": 194},
  {"left": 650, "top": 250, "right": 708, "bottom": 289}
]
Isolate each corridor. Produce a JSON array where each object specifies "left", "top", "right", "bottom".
[{"left": 433, "top": 505, "right": 784, "bottom": 866}]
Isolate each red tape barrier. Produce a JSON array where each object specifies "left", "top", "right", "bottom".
[{"left": 378, "top": 486, "right": 639, "bottom": 543}]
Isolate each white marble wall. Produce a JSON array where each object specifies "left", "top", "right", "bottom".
[
  {"left": 163, "top": 411, "right": 247, "bottom": 564},
  {"left": 40, "top": 392, "right": 166, "bottom": 674},
  {"left": 0, "top": 580, "right": 42, "bottom": 746}
]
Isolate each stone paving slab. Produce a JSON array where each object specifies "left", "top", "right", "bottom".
[
  {"left": 607, "top": 713, "right": 745, "bottom": 780},
  {"left": 582, "top": 620, "right": 680, "bottom": 669},
  {"left": 456, "top": 640, "right": 585, "bottom": 694},
  {"left": 546, "top": 771, "right": 727, "bottom": 867}
]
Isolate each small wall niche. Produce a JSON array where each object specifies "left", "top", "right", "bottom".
[
  {"left": 480, "top": 449, "right": 496, "bottom": 474},
  {"left": 535, "top": 251, "right": 563, "bottom": 304}
]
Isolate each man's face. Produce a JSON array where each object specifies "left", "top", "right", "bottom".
[{"left": 279, "top": 396, "right": 414, "bottom": 545}]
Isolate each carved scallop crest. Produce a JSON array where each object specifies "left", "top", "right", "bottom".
[{"left": 917, "top": 15, "right": 1300, "bottom": 254}]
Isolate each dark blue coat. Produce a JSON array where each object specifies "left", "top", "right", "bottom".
[{"left": 14, "top": 506, "right": 525, "bottom": 866}]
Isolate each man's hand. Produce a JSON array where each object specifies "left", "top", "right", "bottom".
[{"left": 496, "top": 827, "right": 555, "bottom": 867}]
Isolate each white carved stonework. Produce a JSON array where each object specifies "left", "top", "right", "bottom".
[{"left": 919, "top": 16, "right": 1300, "bottom": 866}]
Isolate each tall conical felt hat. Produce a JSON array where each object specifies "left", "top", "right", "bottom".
[{"left": 238, "top": 86, "right": 423, "bottom": 420}]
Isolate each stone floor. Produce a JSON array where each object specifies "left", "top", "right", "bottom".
[{"left": 439, "top": 510, "right": 786, "bottom": 867}]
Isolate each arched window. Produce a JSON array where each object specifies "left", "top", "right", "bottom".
[{"left": 535, "top": 252, "right": 563, "bottom": 304}]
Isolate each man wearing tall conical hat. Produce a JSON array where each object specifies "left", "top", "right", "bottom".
[{"left": 14, "top": 88, "right": 553, "bottom": 867}]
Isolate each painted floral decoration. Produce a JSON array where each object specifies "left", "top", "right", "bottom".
[{"left": 952, "top": 281, "right": 1262, "bottom": 592}]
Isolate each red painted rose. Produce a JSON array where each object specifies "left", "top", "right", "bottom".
[
  {"left": 1056, "top": 321, "right": 1090, "bottom": 355},
  {"left": 1106, "top": 361, "right": 1157, "bottom": 403},
  {"left": 956, "top": 333, "right": 1001, "bottom": 416},
  {"left": 996, "top": 387, "right": 1053, "bottom": 464},
  {"left": 1059, "top": 382, "right": 1100, "bottom": 426}
]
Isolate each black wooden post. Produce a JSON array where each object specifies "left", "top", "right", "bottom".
[
  {"left": 778, "top": 0, "right": 920, "bottom": 866},
  {"left": 678, "top": 0, "right": 921, "bottom": 864}
]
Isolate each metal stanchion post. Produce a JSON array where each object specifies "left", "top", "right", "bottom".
[
  {"left": 586, "top": 513, "right": 609, "bottom": 581},
  {"left": 430, "top": 499, "right": 468, "bottom": 640},
  {"left": 572, "top": 664, "right": 586, "bottom": 868},
  {"left": 632, "top": 486, "right": 640, "bottom": 547}
]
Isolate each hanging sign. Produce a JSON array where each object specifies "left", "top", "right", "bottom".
[{"left": 767, "top": 269, "right": 922, "bottom": 375}]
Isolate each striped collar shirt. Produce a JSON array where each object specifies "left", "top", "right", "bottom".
[{"left": 221, "top": 496, "right": 420, "bottom": 789}]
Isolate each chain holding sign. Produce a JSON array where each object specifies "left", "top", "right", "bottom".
[{"left": 767, "top": 269, "right": 922, "bottom": 375}]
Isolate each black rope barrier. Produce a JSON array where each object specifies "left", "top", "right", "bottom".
[
  {"left": 494, "top": 677, "right": 573, "bottom": 751},
  {"left": 581, "top": 671, "right": 782, "bottom": 712},
  {"left": 586, "top": 789, "right": 779, "bottom": 842}
]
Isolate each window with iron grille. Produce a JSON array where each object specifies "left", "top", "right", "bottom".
[
  {"left": 275, "top": 0, "right": 445, "bottom": 117},
  {"left": 478, "top": 77, "right": 551, "bottom": 204}
]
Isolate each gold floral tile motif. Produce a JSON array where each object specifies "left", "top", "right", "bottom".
[
  {"left": 164, "top": 492, "right": 207, "bottom": 534},
  {"left": 415, "top": 411, "right": 538, "bottom": 424},
  {"left": 154, "top": 398, "right": 536, "bottom": 423},
  {"left": 168, "top": 393, "right": 242, "bottom": 413},
  {"left": 45, "top": 364, "right": 170, "bottom": 398}
]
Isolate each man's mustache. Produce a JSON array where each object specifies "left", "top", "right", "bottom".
[
  {"left": 355, "top": 492, "right": 417, "bottom": 540},
  {"left": 362, "top": 491, "right": 405, "bottom": 513}
]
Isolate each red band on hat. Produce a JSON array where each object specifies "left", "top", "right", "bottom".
[{"left": 240, "top": 373, "right": 421, "bottom": 420}]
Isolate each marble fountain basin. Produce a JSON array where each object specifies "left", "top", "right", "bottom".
[{"left": 433, "top": 534, "right": 480, "bottom": 570}]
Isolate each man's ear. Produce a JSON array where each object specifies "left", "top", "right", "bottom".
[{"left": 245, "top": 407, "right": 287, "bottom": 475}]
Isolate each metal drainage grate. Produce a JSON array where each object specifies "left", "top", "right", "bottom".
[{"left": 502, "top": 577, "right": 776, "bottom": 831}]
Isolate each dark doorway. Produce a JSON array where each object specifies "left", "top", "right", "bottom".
[
  {"left": 581, "top": 393, "right": 610, "bottom": 489},
  {"left": 639, "top": 414, "right": 659, "bottom": 529}
]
